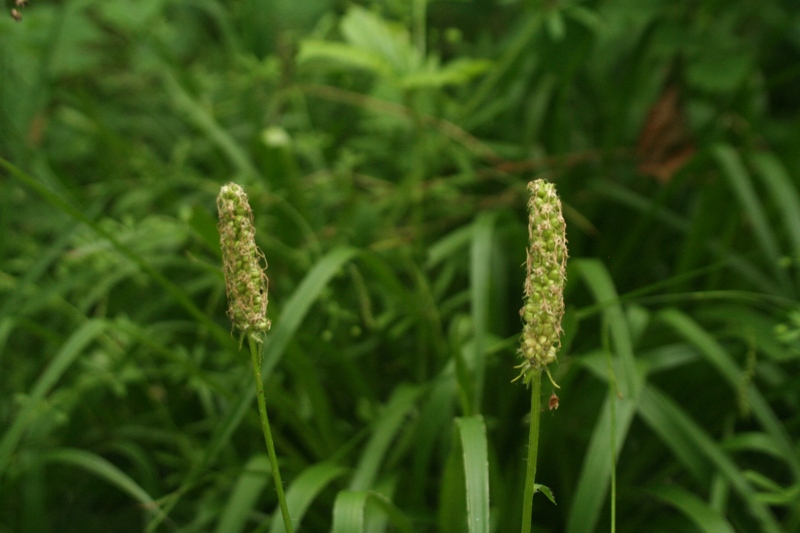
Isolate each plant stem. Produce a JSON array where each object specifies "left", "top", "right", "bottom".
[
  {"left": 603, "top": 323, "right": 617, "bottom": 533},
  {"left": 520, "top": 370, "right": 542, "bottom": 533},
  {"left": 249, "top": 336, "right": 293, "bottom": 533}
]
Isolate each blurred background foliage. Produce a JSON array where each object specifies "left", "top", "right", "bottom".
[{"left": 2, "top": 0, "right": 800, "bottom": 532}]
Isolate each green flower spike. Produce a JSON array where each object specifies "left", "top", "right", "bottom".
[
  {"left": 217, "top": 183, "right": 271, "bottom": 341},
  {"left": 216, "top": 183, "right": 294, "bottom": 533},
  {"left": 517, "top": 179, "right": 568, "bottom": 386}
]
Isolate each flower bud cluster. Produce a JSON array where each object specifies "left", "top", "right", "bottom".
[
  {"left": 517, "top": 180, "right": 567, "bottom": 383},
  {"left": 217, "top": 183, "right": 271, "bottom": 336}
]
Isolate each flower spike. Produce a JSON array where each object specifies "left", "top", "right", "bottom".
[
  {"left": 217, "top": 183, "right": 271, "bottom": 341},
  {"left": 516, "top": 179, "right": 568, "bottom": 385}
]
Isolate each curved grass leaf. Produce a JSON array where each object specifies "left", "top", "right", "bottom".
[
  {"left": 331, "top": 490, "right": 413, "bottom": 533},
  {"left": 658, "top": 308, "right": 800, "bottom": 479},
  {"left": 647, "top": 484, "right": 735, "bottom": 533},
  {"left": 42, "top": 447, "right": 165, "bottom": 523},
  {"left": 638, "top": 385, "right": 782, "bottom": 533},
  {"left": 269, "top": 462, "right": 348, "bottom": 533}
]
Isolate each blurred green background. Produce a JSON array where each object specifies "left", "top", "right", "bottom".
[{"left": 2, "top": 0, "right": 800, "bottom": 532}]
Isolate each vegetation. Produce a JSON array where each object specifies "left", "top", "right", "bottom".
[{"left": 2, "top": 0, "right": 800, "bottom": 532}]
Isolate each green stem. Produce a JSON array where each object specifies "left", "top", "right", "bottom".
[
  {"left": 602, "top": 323, "right": 617, "bottom": 533},
  {"left": 249, "top": 336, "right": 293, "bottom": 533},
  {"left": 520, "top": 371, "right": 542, "bottom": 533}
]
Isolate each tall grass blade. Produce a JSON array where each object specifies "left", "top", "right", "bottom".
[
  {"left": 750, "top": 151, "right": 800, "bottom": 287},
  {"left": 712, "top": 144, "right": 793, "bottom": 296},
  {"left": 574, "top": 258, "right": 641, "bottom": 397},
  {"left": 566, "top": 393, "right": 638, "bottom": 533},
  {"left": 215, "top": 455, "right": 271, "bottom": 533},
  {"left": 269, "top": 462, "right": 348, "bottom": 533},
  {"left": 638, "top": 385, "right": 782, "bottom": 533},
  {"left": 456, "top": 415, "right": 490, "bottom": 533},
  {"left": 567, "top": 259, "right": 644, "bottom": 533},
  {"left": 349, "top": 384, "right": 420, "bottom": 491},
  {"left": 470, "top": 213, "right": 496, "bottom": 413},
  {"left": 658, "top": 308, "right": 800, "bottom": 478}
]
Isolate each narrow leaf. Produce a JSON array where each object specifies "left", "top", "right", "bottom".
[{"left": 457, "top": 415, "right": 490, "bottom": 533}]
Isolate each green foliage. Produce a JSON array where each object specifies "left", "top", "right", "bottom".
[{"left": 3, "top": 0, "right": 800, "bottom": 532}]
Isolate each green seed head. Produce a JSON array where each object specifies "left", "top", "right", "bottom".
[
  {"left": 517, "top": 179, "right": 567, "bottom": 383},
  {"left": 217, "top": 183, "right": 271, "bottom": 338}
]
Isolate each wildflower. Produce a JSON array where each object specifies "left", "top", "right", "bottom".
[
  {"left": 217, "top": 183, "right": 271, "bottom": 338},
  {"left": 516, "top": 179, "right": 568, "bottom": 384}
]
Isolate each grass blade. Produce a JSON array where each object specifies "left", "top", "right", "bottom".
[
  {"left": 647, "top": 484, "right": 735, "bottom": 533},
  {"left": 0, "top": 319, "right": 106, "bottom": 480},
  {"left": 349, "top": 384, "right": 420, "bottom": 491},
  {"left": 331, "top": 490, "right": 413, "bottom": 533},
  {"left": 749, "top": 151, "right": 800, "bottom": 287},
  {"left": 0, "top": 157, "right": 234, "bottom": 350},
  {"left": 215, "top": 455, "right": 271, "bottom": 533},
  {"left": 574, "top": 258, "right": 641, "bottom": 398},
  {"left": 712, "top": 144, "right": 793, "bottom": 296},
  {"left": 566, "top": 392, "right": 638, "bottom": 533},
  {"left": 148, "top": 247, "right": 359, "bottom": 531},
  {"left": 456, "top": 415, "right": 490, "bottom": 533},
  {"left": 332, "top": 490, "right": 366, "bottom": 533},
  {"left": 638, "top": 385, "right": 782, "bottom": 533},
  {"left": 658, "top": 308, "right": 800, "bottom": 478},
  {"left": 470, "top": 213, "right": 496, "bottom": 413},
  {"left": 269, "top": 462, "right": 348, "bottom": 533},
  {"left": 42, "top": 447, "right": 165, "bottom": 524}
]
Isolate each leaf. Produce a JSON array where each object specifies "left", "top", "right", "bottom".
[
  {"left": 456, "top": 415, "right": 491, "bottom": 533},
  {"left": 658, "top": 308, "right": 800, "bottom": 479},
  {"left": 401, "top": 58, "right": 492, "bottom": 89},
  {"left": 215, "top": 455, "right": 272, "bottom": 533},
  {"left": 269, "top": 462, "right": 348, "bottom": 533},
  {"left": 349, "top": 384, "right": 421, "bottom": 491},
  {"left": 566, "top": 393, "right": 638, "bottom": 533},
  {"left": 749, "top": 151, "right": 800, "bottom": 287},
  {"left": 331, "top": 490, "right": 413, "bottom": 533},
  {"left": 533, "top": 484, "right": 556, "bottom": 505},
  {"left": 0, "top": 320, "right": 107, "bottom": 480},
  {"left": 573, "top": 258, "right": 641, "bottom": 397},
  {"left": 713, "top": 144, "right": 793, "bottom": 296},
  {"left": 147, "top": 247, "right": 359, "bottom": 531},
  {"left": 639, "top": 385, "right": 782, "bottom": 533},
  {"left": 470, "top": 213, "right": 496, "bottom": 412},
  {"left": 340, "top": 6, "right": 420, "bottom": 75},
  {"left": 332, "top": 491, "right": 366, "bottom": 533},
  {"left": 42, "top": 447, "right": 165, "bottom": 522},
  {"left": 297, "top": 40, "right": 393, "bottom": 77},
  {"left": 647, "top": 484, "right": 735, "bottom": 533}
]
